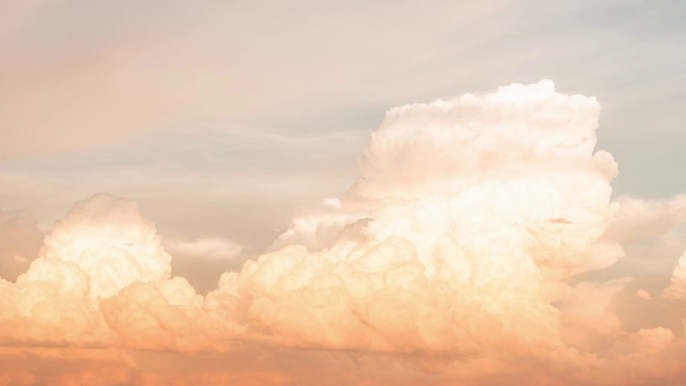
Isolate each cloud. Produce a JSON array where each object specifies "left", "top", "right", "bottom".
[
  {"left": 343, "top": 79, "right": 621, "bottom": 281},
  {"left": 204, "top": 80, "right": 627, "bottom": 353},
  {"left": 2, "top": 80, "right": 686, "bottom": 384},
  {"left": 557, "top": 279, "right": 631, "bottom": 351},
  {"left": 637, "top": 289, "right": 652, "bottom": 300},
  {"left": 270, "top": 198, "right": 369, "bottom": 252},
  {"left": 664, "top": 250, "right": 686, "bottom": 299},
  {"left": 0, "top": 193, "right": 221, "bottom": 349},
  {"left": 39, "top": 193, "right": 172, "bottom": 300},
  {"left": 604, "top": 195, "right": 686, "bottom": 244}
]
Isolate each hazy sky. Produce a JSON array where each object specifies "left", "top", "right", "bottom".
[
  {"left": 2, "top": 0, "right": 685, "bottom": 231},
  {"left": 2, "top": 2, "right": 686, "bottom": 384}
]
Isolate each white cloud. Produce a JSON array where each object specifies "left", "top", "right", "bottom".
[
  {"left": 637, "top": 289, "right": 652, "bottom": 300},
  {"left": 664, "top": 250, "right": 686, "bottom": 300}
]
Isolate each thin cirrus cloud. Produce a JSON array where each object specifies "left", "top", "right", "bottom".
[{"left": 1, "top": 81, "right": 685, "bottom": 385}]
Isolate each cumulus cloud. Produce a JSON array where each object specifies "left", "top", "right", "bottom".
[
  {"left": 205, "top": 80, "right": 626, "bottom": 353},
  {"left": 39, "top": 194, "right": 172, "bottom": 300},
  {"left": 270, "top": 198, "right": 369, "bottom": 252},
  {"left": 0, "top": 194, "right": 232, "bottom": 350},
  {"left": 664, "top": 250, "right": 686, "bottom": 299},
  {"left": 344, "top": 80, "right": 621, "bottom": 281},
  {"left": 2, "top": 80, "right": 686, "bottom": 384}
]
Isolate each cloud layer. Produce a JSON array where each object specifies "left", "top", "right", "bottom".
[{"left": 1, "top": 80, "right": 685, "bottom": 385}]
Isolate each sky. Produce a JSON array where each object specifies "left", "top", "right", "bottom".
[{"left": 1, "top": 1, "right": 686, "bottom": 385}]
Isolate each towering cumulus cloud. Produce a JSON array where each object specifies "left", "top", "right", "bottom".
[
  {"left": 0, "top": 194, "right": 216, "bottom": 350},
  {"left": 207, "top": 80, "right": 619, "bottom": 354},
  {"left": 1, "top": 81, "right": 685, "bottom": 385}
]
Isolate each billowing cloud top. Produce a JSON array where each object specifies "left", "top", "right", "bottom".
[
  {"left": 1, "top": 80, "right": 685, "bottom": 385},
  {"left": 40, "top": 194, "right": 172, "bottom": 299}
]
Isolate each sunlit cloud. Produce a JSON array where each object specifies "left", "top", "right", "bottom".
[{"left": 1, "top": 80, "right": 685, "bottom": 384}]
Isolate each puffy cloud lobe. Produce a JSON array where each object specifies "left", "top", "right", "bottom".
[
  {"left": 40, "top": 194, "right": 172, "bottom": 299},
  {"left": 0, "top": 257, "right": 108, "bottom": 346},
  {"left": 99, "top": 278, "right": 229, "bottom": 352},
  {"left": 346, "top": 80, "right": 612, "bottom": 208},
  {"left": 270, "top": 198, "right": 370, "bottom": 252},
  {"left": 637, "top": 289, "right": 652, "bottom": 300}
]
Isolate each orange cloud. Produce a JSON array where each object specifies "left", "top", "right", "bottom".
[{"left": 1, "top": 81, "right": 685, "bottom": 385}]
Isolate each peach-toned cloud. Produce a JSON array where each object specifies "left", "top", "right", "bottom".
[
  {"left": 664, "top": 250, "right": 686, "bottom": 299},
  {"left": 1, "top": 81, "right": 686, "bottom": 385},
  {"left": 269, "top": 198, "right": 369, "bottom": 252},
  {"left": 637, "top": 289, "right": 653, "bottom": 300},
  {"left": 603, "top": 195, "right": 686, "bottom": 244}
]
